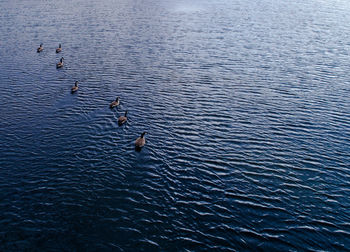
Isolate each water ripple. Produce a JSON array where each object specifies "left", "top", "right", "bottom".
[{"left": 1, "top": 0, "right": 350, "bottom": 250}]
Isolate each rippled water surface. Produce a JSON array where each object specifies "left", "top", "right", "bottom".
[{"left": 1, "top": 0, "right": 350, "bottom": 250}]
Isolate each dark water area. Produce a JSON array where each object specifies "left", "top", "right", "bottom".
[{"left": 1, "top": 0, "right": 350, "bottom": 250}]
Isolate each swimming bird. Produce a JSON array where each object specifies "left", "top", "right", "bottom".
[
  {"left": 71, "top": 81, "right": 79, "bottom": 92},
  {"left": 135, "top": 132, "right": 147, "bottom": 148},
  {"left": 118, "top": 111, "right": 128, "bottom": 125},
  {"left": 56, "top": 43, "right": 62, "bottom": 53},
  {"left": 56, "top": 57, "right": 64, "bottom": 68},
  {"left": 110, "top": 97, "right": 120, "bottom": 108},
  {"left": 37, "top": 43, "right": 43, "bottom": 52}
]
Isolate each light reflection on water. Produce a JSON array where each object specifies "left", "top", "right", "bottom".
[{"left": 0, "top": 0, "right": 350, "bottom": 250}]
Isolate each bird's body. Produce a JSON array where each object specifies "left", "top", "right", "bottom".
[
  {"left": 57, "top": 57, "right": 64, "bottom": 68},
  {"left": 110, "top": 97, "right": 120, "bottom": 108},
  {"left": 37, "top": 44, "right": 43, "bottom": 52},
  {"left": 56, "top": 44, "right": 62, "bottom": 53},
  {"left": 135, "top": 132, "right": 147, "bottom": 148},
  {"left": 118, "top": 111, "right": 128, "bottom": 125},
  {"left": 71, "top": 81, "right": 78, "bottom": 92}
]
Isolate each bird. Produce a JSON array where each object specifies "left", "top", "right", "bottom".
[
  {"left": 56, "top": 43, "right": 62, "bottom": 53},
  {"left": 135, "top": 132, "right": 147, "bottom": 148},
  {"left": 118, "top": 111, "right": 128, "bottom": 125},
  {"left": 71, "top": 81, "right": 79, "bottom": 92},
  {"left": 56, "top": 57, "right": 64, "bottom": 68},
  {"left": 37, "top": 43, "right": 43, "bottom": 52},
  {"left": 110, "top": 97, "right": 120, "bottom": 108}
]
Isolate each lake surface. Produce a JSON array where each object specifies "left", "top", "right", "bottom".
[{"left": 1, "top": 0, "right": 350, "bottom": 250}]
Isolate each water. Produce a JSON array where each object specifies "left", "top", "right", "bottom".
[{"left": 1, "top": 0, "right": 350, "bottom": 250}]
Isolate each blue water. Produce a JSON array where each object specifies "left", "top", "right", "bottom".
[{"left": 1, "top": 0, "right": 350, "bottom": 250}]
